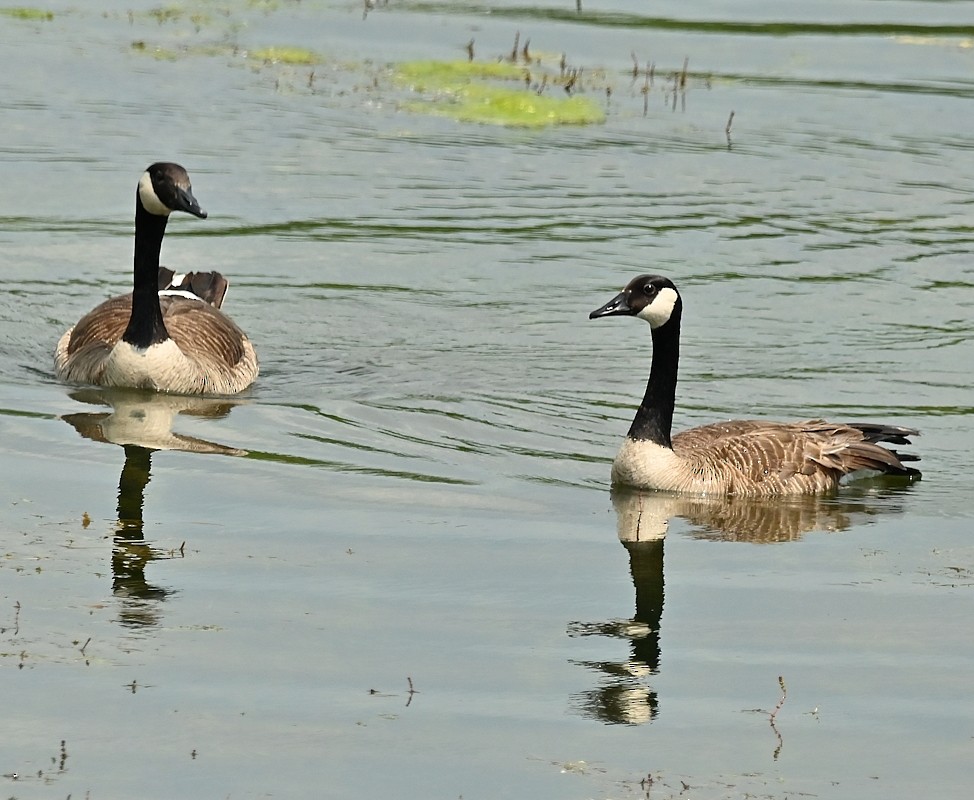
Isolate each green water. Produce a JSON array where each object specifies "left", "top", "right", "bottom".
[{"left": 1, "top": 2, "right": 971, "bottom": 798}]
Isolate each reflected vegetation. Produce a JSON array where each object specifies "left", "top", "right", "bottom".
[
  {"left": 62, "top": 390, "right": 245, "bottom": 628},
  {"left": 400, "top": 2, "right": 974, "bottom": 39},
  {"left": 569, "top": 483, "right": 916, "bottom": 725}
]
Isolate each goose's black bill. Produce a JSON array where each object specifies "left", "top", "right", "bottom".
[
  {"left": 589, "top": 291, "right": 633, "bottom": 319},
  {"left": 174, "top": 187, "right": 207, "bottom": 219}
]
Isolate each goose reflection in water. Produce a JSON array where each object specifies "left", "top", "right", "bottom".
[
  {"left": 62, "top": 389, "right": 245, "bottom": 628},
  {"left": 569, "top": 482, "right": 916, "bottom": 725}
]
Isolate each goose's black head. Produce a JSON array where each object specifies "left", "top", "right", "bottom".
[
  {"left": 137, "top": 162, "right": 207, "bottom": 219},
  {"left": 589, "top": 274, "right": 682, "bottom": 330}
]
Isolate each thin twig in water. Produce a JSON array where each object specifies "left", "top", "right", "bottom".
[
  {"left": 725, "top": 110, "right": 735, "bottom": 146},
  {"left": 769, "top": 675, "right": 787, "bottom": 760},
  {"left": 770, "top": 675, "right": 787, "bottom": 722},
  {"left": 406, "top": 676, "right": 419, "bottom": 707},
  {"left": 564, "top": 68, "right": 578, "bottom": 94},
  {"left": 5, "top": 600, "right": 22, "bottom": 635},
  {"left": 80, "top": 637, "right": 91, "bottom": 655},
  {"left": 510, "top": 31, "right": 520, "bottom": 63},
  {"left": 465, "top": 38, "right": 474, "bottom": 62}
]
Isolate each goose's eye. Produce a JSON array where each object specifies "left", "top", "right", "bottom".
[{"left": 642, "top": 284, "right": 657, "bottom": 298}]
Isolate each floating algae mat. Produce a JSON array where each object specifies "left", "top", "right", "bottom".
[
  {"left": 1, "top": 7, "right": 54, "bottom": 20},
  {"left": 395, "top": 59, "right": 605, "bottom": 128},
  {"left": 249, "top": 46, "right": 319, "bottom": 65}
]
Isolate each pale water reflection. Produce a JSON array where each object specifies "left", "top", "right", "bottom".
[
  {"left": 61, "top": 390, "right": 247, "bottom": 629},
  {"left": 569, "top": 484, "right": 917, "bottom": 727},
  {"left": 1, "top": 1, "right": 972, "bottom": 798}
]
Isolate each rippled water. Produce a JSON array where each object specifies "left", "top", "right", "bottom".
[{"left": 1, "top": 2, "right": 972, "bottom": 798}]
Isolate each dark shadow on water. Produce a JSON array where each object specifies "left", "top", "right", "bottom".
[
  {"left": 62, "top": 389, "right": 246, "bottom": 629},
  {"left": 569, "top": 481, "right": 917, "bottom": 725}
]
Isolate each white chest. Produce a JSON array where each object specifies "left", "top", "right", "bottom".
[
  {"left": 611, "top": 438, "right": 722, "bottom": 494},
  {"left": 102, "top": 339, "right": 200, "bottom": 393}
]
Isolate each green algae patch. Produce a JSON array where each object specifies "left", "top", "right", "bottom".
[
  {"left": 0, "top": 7, "right": 54, "bottom": 20},
  {"left": 405, "top": 85, "right": 604, "bottom": 128},
  {"left": 395, "top": 59, "right": 605, "bottom": 128},
  {"left": 250, "top": 46, "right": 319, "bottom": 65},
  {"left": 396, "top": 59, "right": 528, "bottom": 88}
]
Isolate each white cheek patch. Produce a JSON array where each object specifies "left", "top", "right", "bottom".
[
  {"left": 138, "top": 171, "right": 172, "bottom": 216},
  {"left": 636, "top": 287, "right": 679, "bottom": 329}
]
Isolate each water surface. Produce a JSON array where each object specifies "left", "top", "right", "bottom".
[{"left": 1, "top": 2, "right": 972, "bottom": 798}]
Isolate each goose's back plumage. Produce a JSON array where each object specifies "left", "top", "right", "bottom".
[
  {"left": 56, "top": 289, "right": 258, "bottom": 395},
  {"left": 613, "top": 418, "right": 919, "bottom": 497}
]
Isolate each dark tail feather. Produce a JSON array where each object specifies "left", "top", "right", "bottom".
[
  {"left": 847, "top": 422, "right": 919, "bottom": 447},
  {"left": 845, "top": 423, "right": 922, "bottom": 480},
  {"left": 157, "top": 267, "right": 176, "bottom": 290},
  {"left": 158, "top": 268, "right": 230, "bottom": 309}
]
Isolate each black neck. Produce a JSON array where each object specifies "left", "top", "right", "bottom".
[
  {"left": 121, "top": 200, "right": 170, "bottom": 348},
  {"left": 116, "top": 444, "right": 152, "bottom": 538},
  {"left": 627, "top": 319, "right": 680, "bottom": 448}
]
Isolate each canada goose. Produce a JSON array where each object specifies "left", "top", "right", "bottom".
[
  {"left": 55, "top": 163, "right": 258, "bottom": 395},
  {"left": 590, "top": 275, "right": 921, "bottom": 496}
]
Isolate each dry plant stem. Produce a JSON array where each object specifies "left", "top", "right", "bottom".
[
  {"left": 406, "top": 676, "right": 419, "bottom": 707},
  {"left": 7, "top": 600, "right": 21, "bottom": 635},
  {"left": 770, "top": 675, "right": 787, "bottom": 721},
  {"left": 769, "top": 675, "right": 787, "bottom": 760}
]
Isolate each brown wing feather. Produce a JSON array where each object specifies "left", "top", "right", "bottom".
[
  {"left": 672, "top": 419, "right": 919, "bottom": 494},
  {"left": 160, "top": 296, "right": 248, "bottom": 370},
  {"left": 65, "top": 294, "right": 133, "bottom": 355}
]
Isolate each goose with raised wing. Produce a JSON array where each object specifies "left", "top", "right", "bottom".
[
  {"left": 589, "top": 275, "right": 921, "bottom": 496},
  {"left": 55, "top": 162, "right": 258, "bottom": 395}
]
